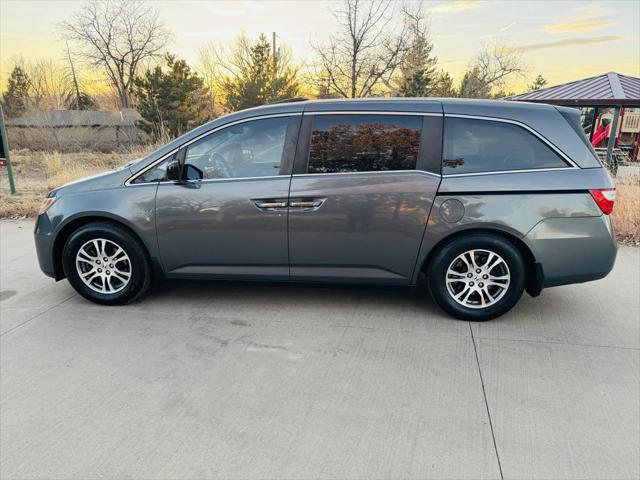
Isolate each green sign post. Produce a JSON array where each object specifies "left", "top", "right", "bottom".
[{"left": 0, "top": 104, "right": 16, "bottom": 194}]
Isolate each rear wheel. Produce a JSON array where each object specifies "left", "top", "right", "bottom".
[
  {"left": 427, "top": 234, "right": 525, "bottom": 321},
  {"left": 62, "top": 222, "right": 152, "bottom": 305}
]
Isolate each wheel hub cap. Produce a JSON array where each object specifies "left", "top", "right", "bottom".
[
  {"left": 445, "top": 249, "right": 510, "bottom": 309},
  {"left": 75, "top": 238, "right": 132, "bottom": 294}
]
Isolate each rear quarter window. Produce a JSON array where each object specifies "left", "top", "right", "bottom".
[{"left": 442, "top": 117, "right": 569, "bottom": 174}]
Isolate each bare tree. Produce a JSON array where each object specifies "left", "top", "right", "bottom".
[
  {"left": 198, "top": 42, "right": 224, "bottom": 116},
  {"left": 459, "top": 42, "right": 525, "bottom": 98},
  {"left": 60, "top": 0, "right": 169, "bottom": 108},
  {"left": 11, "top": 56, "right": 72, "bottom": 111},
  {"left": 66, "top": 43, "right": 83, "bottom": 107},
  {"left": 65, "top": 43, "right": 97, "bottom": 110},
  {"left": 312, "top": 0, "right": 411, "bottom": 98}
]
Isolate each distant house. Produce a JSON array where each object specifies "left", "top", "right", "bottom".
[{"left": 6, "top": 109, "right": 148, "bottom": 152}]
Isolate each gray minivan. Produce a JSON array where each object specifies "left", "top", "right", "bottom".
[{"left": 34, "top": 98, "right": 617, "bottom": 321}]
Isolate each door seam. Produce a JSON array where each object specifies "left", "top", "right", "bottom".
[{"left": 286, "top": 111, "right": 305, "bottom": 279}]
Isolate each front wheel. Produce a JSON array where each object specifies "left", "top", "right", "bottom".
[
  {"left": 62, "top": 222, "right": 152, "bottom": 305},
  {"left": 427, "top": 234, "right": 525, "bottom": 321}
]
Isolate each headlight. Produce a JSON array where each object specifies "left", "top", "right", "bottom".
[{"left": 38, "top": 196, "right": 58, "bottom": 215}]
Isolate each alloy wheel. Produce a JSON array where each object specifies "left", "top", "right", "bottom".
[
  {"left": 445, "top": 249, "right": 510, "bottom": 309},
  {"left": 75, "top": 238, "right": 132, "bottom": 294}
]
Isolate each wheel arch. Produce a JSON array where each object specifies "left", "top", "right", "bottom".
[
  {"left": 420, "top": 227, "right": 543, "bottom": 297},
  {"left": 51, "top": 214, "right": 157, "bottom": 281}
]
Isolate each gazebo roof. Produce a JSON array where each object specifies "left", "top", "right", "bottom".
[{"left": 507, "top": 72, "right": 640, "bottom": 107}]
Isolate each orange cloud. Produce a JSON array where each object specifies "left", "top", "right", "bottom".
[
  {"left": 431, "top": 0, "right": 480, "bottom": 14},
  {"left": 515, "top": 35, "right": 622, "bottom": 52},
  {"left": 544, "top": 16, "right": 613, "bottom": 33}
]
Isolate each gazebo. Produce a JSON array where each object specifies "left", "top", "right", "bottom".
[{"left": 507, "top": 72, "right": 640, "bottom": 167}]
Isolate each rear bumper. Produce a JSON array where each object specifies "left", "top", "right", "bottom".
[
  {"left": 34, "top": 214, "right": 56, "bottom": 278},
  {"left": 524, "top": 214, "right": 617, "bottom": 289}
]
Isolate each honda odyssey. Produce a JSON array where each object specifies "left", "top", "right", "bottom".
[{"left": 34, "top": 98, "right": 617, "bottom": 320}]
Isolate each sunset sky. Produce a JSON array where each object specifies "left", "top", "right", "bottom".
[{"left": 1, "top": 0, "right": 639, "bottom": 94}]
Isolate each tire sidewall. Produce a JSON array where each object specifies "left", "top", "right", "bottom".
[
  {"left": 427, "top": 234, "right": 525, "bottom": 321},
  {"left": 62, "top": 223, "right": 150, "bottom": 305}
]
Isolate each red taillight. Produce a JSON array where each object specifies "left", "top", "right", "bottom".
[{"left": 590, "top": 188, "right": 616, "bottom": 215}]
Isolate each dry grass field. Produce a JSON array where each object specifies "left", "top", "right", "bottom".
[
  {"left": 613, "top": 181, "right": 640, "bottom": 245},
  {"left": 1, "top": 150, "right": 639, "bottom": 244},
  {"left": 0, "top": 148, "right": 153, "bottom": 219}
]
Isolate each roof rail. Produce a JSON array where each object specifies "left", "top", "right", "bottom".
[{"left": 269, "top": 97, "right": 309, "bottom": 105}]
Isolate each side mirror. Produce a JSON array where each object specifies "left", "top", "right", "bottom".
[
  {"left": 166, "top": 159, "right": 182, "bottom": 181},
  {"left": 184, "top": 164, "right": 204, "bottom": 181}
]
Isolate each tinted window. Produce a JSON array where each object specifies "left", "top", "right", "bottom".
[
  {"left": 185, "top": 117, "right": 289, "bottom": 179},
  {"left": 307, "top": 115, "right": 422, "bottom": 174},
  {"left": 442, "top": 117, "right": 568, "bottom": 174},
  {"left": 132, "top": 158, "right": 170, "bottom": 183}
]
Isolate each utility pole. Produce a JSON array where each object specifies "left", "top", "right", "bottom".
[
  {"left": 272, "top": 32, "right": 278, "bottom": 81},
  {"left": 272, "top": 32, "right": 277, "bottom": 65}
]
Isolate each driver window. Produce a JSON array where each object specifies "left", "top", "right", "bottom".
[{"left": 184, "top": 116, "right": 289, "bottom": 179}]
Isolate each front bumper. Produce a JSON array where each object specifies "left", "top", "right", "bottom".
[{"left": 34, "top": 214, "right": 56, "bottom": 278}]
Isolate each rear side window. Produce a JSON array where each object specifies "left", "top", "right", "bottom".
[
  {"left": 442, "top": 117, "right": 568, "bottom": 174},
  {"left": 307, "top": 114, "right": 422, "bottom": 174}
]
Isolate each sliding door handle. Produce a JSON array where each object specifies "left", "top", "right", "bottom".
[
  {"left": 254, "top": 200, "right": 287, "bottom": 211},
  {"left": 289, "top": 198, "right": 326, "bottom": 211},
  {"left": 289, "top": 201, "right": 321, "bottom": 208}
]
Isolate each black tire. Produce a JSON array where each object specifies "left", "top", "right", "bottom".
[
  {"left": 62, "top": 221, "right": 152, "bottom": 305},
  {"left": 427, "top": 233, "right": 525, "bottom": 321}
]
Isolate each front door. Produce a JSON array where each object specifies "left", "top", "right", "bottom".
[
  {"left": 288, "top": 113, "right": 442, "bottom": 284},
  {"left": 155, "top": 115, "right": 300, "bottom": 280}
]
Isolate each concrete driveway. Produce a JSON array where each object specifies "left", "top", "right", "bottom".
[{"left": 1, "top": 220, "right": 638, "bottom": 480}]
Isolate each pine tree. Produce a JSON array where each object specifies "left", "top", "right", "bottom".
[
  {"left": 431, "top": 71, "right": 457, "bottom": 97},
  {"left": 2, "top": 66, "right": 31, "bottom": 117},
  {"left": 221, "top": 34, "right": 300, "bottom": 111},
  {"left": 397, "top": 12, "right": 437, "bottom": 97},
  {"left": 68, "top": 92, "right": 96, "bottom": 110},
  {"left": 458, "top": 67, "right": 491, "bottom": 99},
  {"left": 133, "top": 54, "right": 209, "bottom": 139},
  {"left": 399, "top": 62, "right": 435, "bottom": 97},
  {"left": 528, "top": 74, "right": 548, "bottom": 92}
]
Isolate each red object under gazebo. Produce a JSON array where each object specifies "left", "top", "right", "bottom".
[{"left": 507, "top": 72, "right": 640, "bottom": 166}]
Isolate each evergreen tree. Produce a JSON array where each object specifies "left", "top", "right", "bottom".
[
  {"left": 399, "top": 70, "right": 432, "bottom": 97},
  {"left": 458, "top": 67, "right": 491, "bottom": 99},
  {"left": 431, "top": 71, "right": 457, "bottom": 97},
  {"left": 133, "top": 54, "right": 209, "bottom": 139},
  {"left": 2, "top": 66, "right": 31, "bottom": 117},
  {"left": 528, "top": 74, "right": 548, "bottom": 92},
  {"left": 68, "top": 91, "right": 97, "bottom": 110},
  {"left": 221, "top": 34, "right": 300, "bottom": 111},
  {"left": 397, "top": 12, "right": 437, "bottom": 97},
  {"left": 491, "top": 89, "right": 517, "bottom": 99}
]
